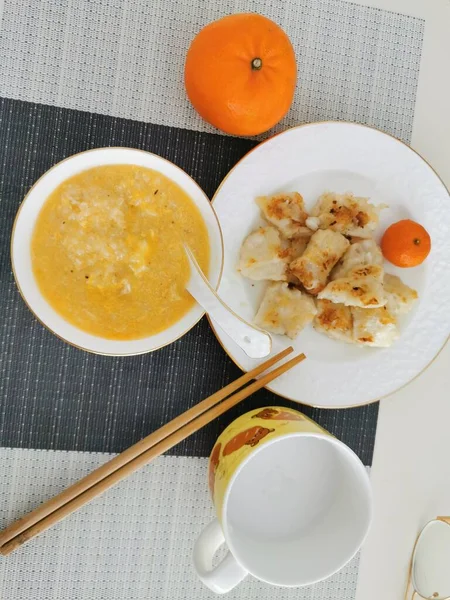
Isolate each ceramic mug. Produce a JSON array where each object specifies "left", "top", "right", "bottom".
[{"left": 193, "top": 407, "right": 372, "bottom": 593}]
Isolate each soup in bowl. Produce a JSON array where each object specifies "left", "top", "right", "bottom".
[{"left": 12, "top": 148, "right": 223, "bottom": 355}]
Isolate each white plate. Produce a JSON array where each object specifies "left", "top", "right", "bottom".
[
  {"left": 210, "top": 123, "right": 450, "bottom": 408},
  {"left": 11, "top": 147, "right": 223, "bottom": 356}
]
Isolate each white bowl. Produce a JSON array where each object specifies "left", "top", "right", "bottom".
[{"left": 11, "top": 147, "right": 224, "bottom": 355}]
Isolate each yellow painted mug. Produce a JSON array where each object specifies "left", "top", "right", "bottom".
[{"left": 193, "top": 407, "right": 372, "bottom": 593}]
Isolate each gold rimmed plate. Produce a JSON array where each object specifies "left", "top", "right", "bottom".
[{"left": 209, "top": 122, "right": 450, "bottom": 408}]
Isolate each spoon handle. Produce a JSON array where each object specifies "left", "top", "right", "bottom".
[{"left": 184, "top": 246, "right": 272, "bottom": 359}]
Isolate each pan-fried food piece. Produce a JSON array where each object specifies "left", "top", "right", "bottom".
[
  {"left": 254, "top": 282, "right": 317, "bottom": 339},
  {"left": 352, "top": 306, "right": 399, "bottom": 347},
  {"left": 238, "top": 188, "right": 419, "bottom": 348},
  {"left": 237, "top": 226, "right": 289, "bottom": 281},
  {"left": 256, "top": 193, "right": 310, "bottom": 239},
  {"left": 287, "top": 235, "right": 310, "bottom": 261},
  {"left": 306, "top": 192, "right": 386, "bottom": 238},
  {"left": 285, "top": 235, "right": 312, "bottom": 284},
  {"left": 313, "top": 300, "right": 353, "bottom": 343},
  {"left": 331, "top": 239, "right": 383, "bottom": 280},
  {"left": 318, "top": 264, "right": 386, "bottom": 308},
  {"left": 383, "top": 273, "right": 418, "bottom": 315},
  {"left": 290, "top": 229, "right": 350, "bottom": 294}
]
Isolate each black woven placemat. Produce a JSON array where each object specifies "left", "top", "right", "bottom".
[{"left": 0, "top": 98, "right": 378, "bottom": 465}]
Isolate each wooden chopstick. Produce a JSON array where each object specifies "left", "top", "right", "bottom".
[
  {"left": 0, "top": 346, "right": 292, "bottom": 547},
  {"left": 0, "top": 348, "right": 305, "bottom": 555}
]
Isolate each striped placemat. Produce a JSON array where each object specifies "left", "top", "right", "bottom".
[
  {"left": 0, "top": 0, "right": 424, "bottom": 464},
  {"left": 0, "top": 0, "right": 424, "bottom": 597},
  {"left": 0, "top": 447, "right": 363, "bottom": 600}
]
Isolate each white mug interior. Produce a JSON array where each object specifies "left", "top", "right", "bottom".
[
  {"left": 11, "top": 147, "right": 223, "bottom": 355},
  {"left": 222, "top": 432, "right": 372, "bottom": 587}
]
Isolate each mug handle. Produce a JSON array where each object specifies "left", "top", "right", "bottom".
[{"left": 193, "top": 519, "right": 248, "bottom": 593}]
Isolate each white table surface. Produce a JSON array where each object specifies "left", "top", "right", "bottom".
[{"left": 354, "top": 0, "right": 450, "bottom": 598}]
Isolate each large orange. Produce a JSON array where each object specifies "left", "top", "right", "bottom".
[{"left": 184, "top": 14, "right": 297, "bottom": 137}]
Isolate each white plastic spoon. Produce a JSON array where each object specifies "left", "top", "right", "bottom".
[{"left": 184, "top": 245, "right": 272, "bottom": 359}]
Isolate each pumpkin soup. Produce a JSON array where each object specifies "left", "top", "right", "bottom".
[{"left": 31, "top": 164, "right": 210, "bottom": 340}]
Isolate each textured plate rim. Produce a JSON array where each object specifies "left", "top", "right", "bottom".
[{"left": 209, "top": 121, "right": 449, "bottom": 409}]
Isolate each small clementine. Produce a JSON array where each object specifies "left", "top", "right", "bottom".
[
  {"left": 381, "top": 219, "right": 431, "bottom": 267},
  {"left": 184, "top": 14, "right": 297, "bottom": 136}
]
